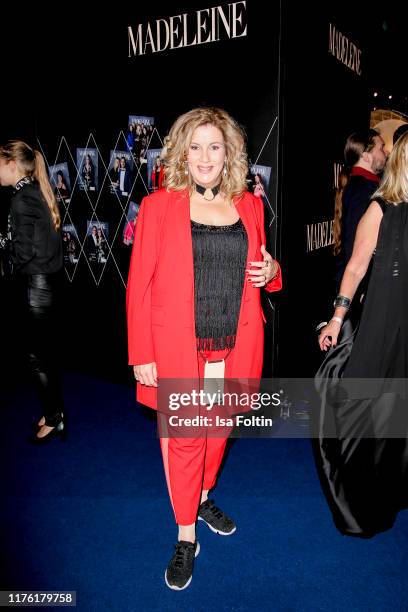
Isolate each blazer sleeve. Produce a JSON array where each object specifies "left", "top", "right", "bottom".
[
  {"left": 253, "top": 194, "right": 282, "bottom": 293},
  {"left": 126, "top": 196, "right": 159, "bottom": 365},
  {"left": 10, "top": 193, "right": 37, "bottom": 270}
]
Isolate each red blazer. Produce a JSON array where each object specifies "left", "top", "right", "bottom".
[{"left": 126, "top": 188, "right": 282, "bottom": 410}]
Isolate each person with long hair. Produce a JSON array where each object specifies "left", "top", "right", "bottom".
[
  {"left": 332, "top": 129, "right": 387, "bottom": 295},
  {"left": 151, "top": 155, "right": 163, "bottom": 191},
  {"left": 252, "top": 172, "right": 266, "bottom": 198},
  {"left": 316, "top": 131, "right": 408, "bottom": 538},
  {"left": 109, "top": 156, "right": 120, "bottom": 192},
  {"left": 126, "top": 123, "right": 135, "bottom": 153},
  {"left": 66, "top": 231, "right": 78, "bottom": 264},
  {"left": 54, "top": 169, "right": 70, "bottom": 202},
  {"left": 315, "top": 129, "right": 388, "bottom": 335},
  {"left": 0, "top": 140, "right": 65, "bottom": 443},
  {"left": 126, "top": 107, "right": 282, "bottom": 590},
  {"left": 96, "top": 226, "right": 107, "bottom": 262},
  {"left": 81, "top": 153, "right": 95, "bottom": 190}
]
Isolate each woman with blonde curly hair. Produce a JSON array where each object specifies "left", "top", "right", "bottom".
[{"left": 126, "top": 107, "right": 282, "bottom": 589}]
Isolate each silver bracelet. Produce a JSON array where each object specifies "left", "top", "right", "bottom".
[{"left": 333, "top": 295, "right": 351, "bottom": 309}]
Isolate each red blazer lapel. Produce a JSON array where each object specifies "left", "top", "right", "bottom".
[
  {"left": 235, "top": 193, "right": 258, "bottom": 264},
  {"left": 172, "top": 189, "right": 194, "bottom": 281}
]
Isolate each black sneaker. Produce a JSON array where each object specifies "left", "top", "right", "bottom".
[
  {"left": 198, "top": 499, "right": 236, "bottom": 535},
  {"left": 164, "top": 540, "right": 200, "bottom": 590}
]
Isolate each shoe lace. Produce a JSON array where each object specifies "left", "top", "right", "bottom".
[
  {"left": 174, "top": 543, "right": 191, "bottom": 568},
  {"left": 207, "top": 501, "right": 223, "bottom": 520}
]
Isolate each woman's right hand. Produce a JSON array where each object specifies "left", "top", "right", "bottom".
[
  {"left": 318, "top": 320, "right": 342, "bottom": 351},
  {"left": 133, "top": 362, "right": 158, "bottom": 387}
]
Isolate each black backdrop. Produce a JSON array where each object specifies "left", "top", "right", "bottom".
[
  {"left": 0, "top": 1, "right": 281, "bottom": 385},
  {"left": 1, "top": 2, "right": 394, "bottom": 386},
  {"left": 277, "top": 3, "right": 374, "bottom": 377}
]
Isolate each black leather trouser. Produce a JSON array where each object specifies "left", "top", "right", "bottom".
[{"left": 24, "top": 273, "right": 65, "bottom": 426}]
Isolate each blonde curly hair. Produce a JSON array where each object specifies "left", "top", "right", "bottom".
[
  {"left": 373, "top": 131, "right": 408, "bottom": 204},
  {"left": 160, "top": 107, "right": 248, "bottom": 204}
]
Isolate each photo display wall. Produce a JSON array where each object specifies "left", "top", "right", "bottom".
[
  {"left": 26, "top": 1, "right": 282, "bottom": 381},
  {"left": 42, "top": 113, "right": 160, "bottom": 287}
]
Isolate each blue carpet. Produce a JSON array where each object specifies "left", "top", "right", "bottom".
[{"left": 2, "top": 372, "right": 408, "bottom": 611}]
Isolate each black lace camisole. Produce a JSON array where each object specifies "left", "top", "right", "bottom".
[{"left": 191, "top": 218, "right": 248, "bottom": 351}]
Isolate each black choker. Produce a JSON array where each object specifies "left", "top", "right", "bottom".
[{"left": 195, "top": 182, "right": 221, "bottom": 201}]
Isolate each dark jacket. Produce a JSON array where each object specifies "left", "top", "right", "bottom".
[
  {"left": 118, "top": 168, "right": 133, "bottom": 194},
  {"left": 9, "top": 181, "right": 63, "bottom": 274},
  {"left": 335, "top": 174, "right": 378, "bottom": 289}
]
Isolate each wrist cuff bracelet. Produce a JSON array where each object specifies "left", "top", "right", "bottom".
[{"left": 333, "top": 295, "right": 351, "bottom": 309}]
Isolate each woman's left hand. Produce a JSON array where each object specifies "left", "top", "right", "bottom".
[{"left": 246, "top": 245, "right": 278, "bottom": 288}]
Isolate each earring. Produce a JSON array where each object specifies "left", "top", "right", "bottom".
[
  {"left": 223, "top": 163, "right": 227, "bottom": 177},
  {"left": 184, "top": 160, "right": 189, "bottom": 176}
]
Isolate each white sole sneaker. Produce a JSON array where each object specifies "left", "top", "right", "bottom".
[
  {"left": 198, "top": 516, "right": 237, "bottom": 535},
  {"left": 164, "top": 541, "right": 200, "bottom": 591}
]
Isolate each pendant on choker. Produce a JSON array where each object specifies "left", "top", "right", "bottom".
[{"left": 195, "top": 182, "right": 220, "bottom": 201}]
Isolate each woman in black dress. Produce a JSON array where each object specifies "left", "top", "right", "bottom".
[
  {"left": 54, "top": 170, "right": 70, "bottom": 202},
  {"left": 81, "top": 154, "right": 95, "bottom": 190},
  {"left": 0, "top": 140, "right": 66, "bottom": 443},
  {"left": 316, "top": 131, "right": 408, "bottom": 537}
]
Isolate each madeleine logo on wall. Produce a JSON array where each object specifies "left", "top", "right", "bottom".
[
  {"left": 306, "top": 220, "right": 334, "bottom": 253},
  {"left": 329, "top": 23, "right": 362, "bottom": 75},
  {"left": 333, "top": 162, "right": 344, "bottom": 189},
  {"left": 128, "top": 2, "right": 248, "bottom": 57}
]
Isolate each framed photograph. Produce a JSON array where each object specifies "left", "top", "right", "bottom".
[
  {"left": 76, "top": 148, "right": 99, "bottom": 192},
  {"left": 249, "top": 164, "right": 272, "bottom": 202},
  {"left": 108, "top": 150, "right": 134, "bottom": 197},
  {"left": 146, "top": 149, "right": 163, "bottom": 192},
  {"left": 62, "top": 224, "right": 79, "bottom": 265},
  {"left": 128, "top": 115, "right": 155, "bottom": 164},
  {"left": 85, "top": 221, "right": 109, "bottom": 264},
  {"left": 49, "top": 162, "right": 71, "bottom": 203},
  {"left": 122, "top": 201, "right": 140, "bottom": 246}
]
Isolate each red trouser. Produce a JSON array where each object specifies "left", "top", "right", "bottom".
[{"left": 159, "top": 347, "right": 233, "bottom": 525}]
